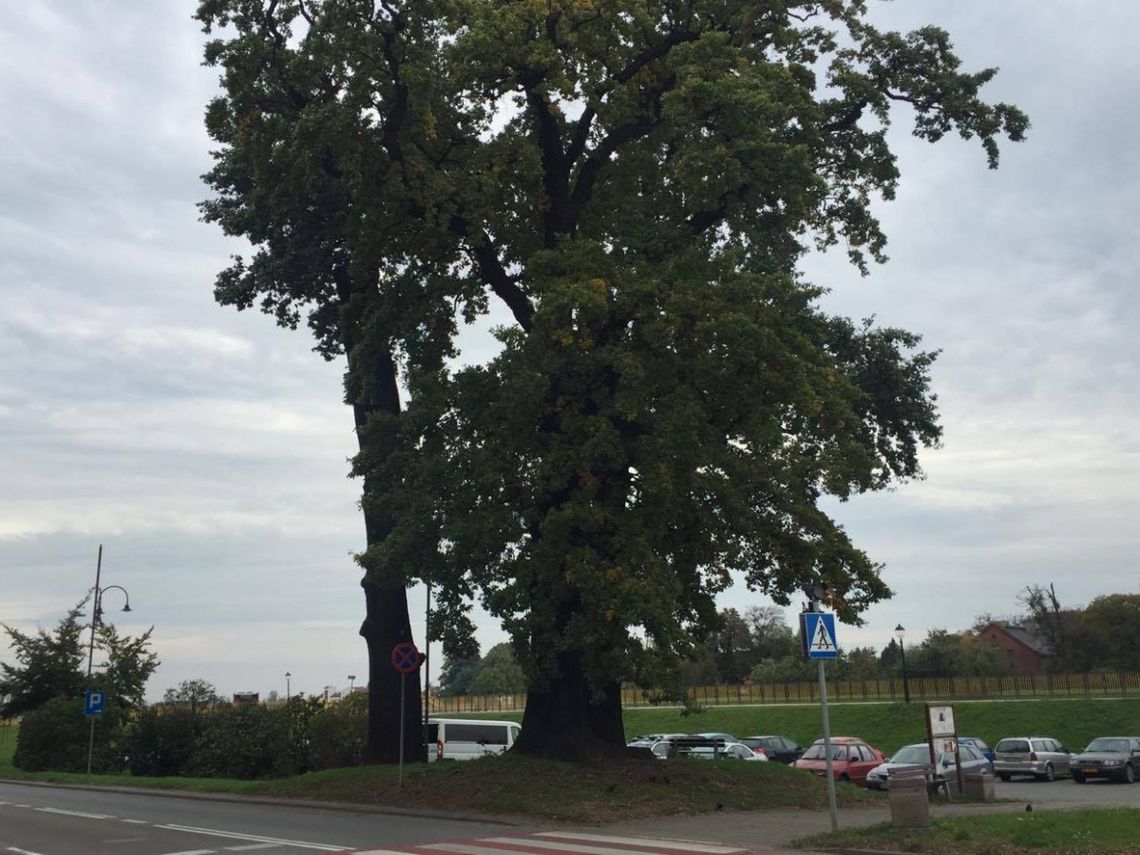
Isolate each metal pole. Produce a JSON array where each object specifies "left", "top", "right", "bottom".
[
  {"left": 818, "top": 658, "right": 839, "bottom": 832},
  {"left": 423, "top": 580, "right": 431, "bottom": 749},
  {"left": 398, "top": 671, "right": 406, "bottom": 787},
  {"left": 86, "top": 544, "right": 103, "bottom": 777},
  {"left": 900, "top": 643, "right": 911, "bottom": 703}
]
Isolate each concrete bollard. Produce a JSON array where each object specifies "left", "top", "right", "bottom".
[
  {"left": 964, "top": 771, "right": 995, "bottom": 802},
  {"left": 889, "top": 775, "right": 931, "bottom": 828}
]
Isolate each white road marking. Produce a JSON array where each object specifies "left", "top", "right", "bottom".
[
  {"left": 157, "top": 850, "right": 217, "bottom": 855},
  {"left": 226, "top": 846, "right": 282, "bottom": 852},
  {"left": 536, "top": 834, "right": 743, "bottom": 854},
  {"left": 157, "top": 823, "right": 350, "bottom": 851},
  {"left": 122, "top": 818, "right": 152, "bottom": 824},
  {"left": 7, "top": 847, "right": 48, "bottom": 855},
  {"left": 35, "top": 806, "right": 112, "bottom": 820}
]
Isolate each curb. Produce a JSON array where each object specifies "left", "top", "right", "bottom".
[{"left": 0, "top": 777, "right": 530, "bottom": 826}]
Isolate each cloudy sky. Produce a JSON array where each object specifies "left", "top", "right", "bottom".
[{"left": 2, "top": 1, "right": 1137, "bottom": 701}]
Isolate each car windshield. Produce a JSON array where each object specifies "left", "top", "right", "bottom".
[
  {"left": 890, "top": 745, "right": 931, "bottom": 765},
  {"left": 1085, "top": 738, "right": 1130, "bottom": 754},
  {"left": 802, "top": 744, "right": 847, "bottom": 760}
]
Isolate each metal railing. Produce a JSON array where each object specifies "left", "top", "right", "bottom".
[{"left": 429, "top": 671, "right": 1140, "bottom": 714}]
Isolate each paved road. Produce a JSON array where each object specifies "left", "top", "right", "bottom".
[
  {"left": 0, "top": 782, "right": 759, "bottom": 855},
  {"left": 996, "top": 776, "right": 1140, "bottom": 807},
  {"left": 0, "top": 782, "right": 515, "bottom": 855}
]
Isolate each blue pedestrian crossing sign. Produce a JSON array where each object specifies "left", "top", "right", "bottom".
[
  {"left": 802, "top": 612, "right": 839, "bottom": 660},
  {"left": 84, "top": 690, "right": 105, "bottom": 716}
]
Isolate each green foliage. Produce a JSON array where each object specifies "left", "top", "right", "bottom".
[
  {"left": 95, "top": 622, "right": 160, "bottom": 711},
  {"left": 125, "top": 705, "right": 200, "bottom": 776},
  {"left": 197, "top": 0, "right": 1027, "bottom": 740},
  {"left": 1, "top": 606, "right": 86, "bottom": 718},
  {"left": 162, "top": 678, "right": 223, "bottom": 710},
  {"left": 307, "top": 692, "right": 368, "bottom": 770},
  {"left": 187, "top": 702, "right": 298, "bottom": 779},
  {"left": 466, "top": 643, "right": 528, "bottom": 695},
  {"left": 13, "top": 696, "right": 128, "bottom": 773},
  {"left": 1067, "top": 594, "right": 1140, "bottom": 672},
  {"left": 438, "top": 654, "right": 482, "bottom": 697}
]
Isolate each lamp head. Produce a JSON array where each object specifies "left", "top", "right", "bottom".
[{"left": 122, "top": 603, "right": 132, "bottom": 613}]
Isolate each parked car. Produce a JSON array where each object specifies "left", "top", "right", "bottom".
[
  {"left": 426, "top": 718, "right": 521, "bottom": 761},
  {"left": 684, "top": 741, "right": 769, "bottom": 762},
  {"left": 865, "top": 742, "right": 991, "bottom": 791},
  {"left": 957, "top": 736, "right": 994, "bottom": 768},
  {"left": 697, "top": 732, "right": 739, "bottom": 742},
  {"left": 793, "top": 737, "right": 886, "bottom": 786},
  {"left": 993, "top": 736, "right": 1072, "bottom": 781},
  {"left": 1069, "top": 737, "right": 1140, "bottom": 784},
  {"left": 740, "top": 735, "right": 804, "bottom": 764}
]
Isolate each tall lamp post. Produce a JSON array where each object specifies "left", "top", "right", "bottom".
[
  {"left": 285, "top": 672, "right": 292, "bottom": 702},
  {"left": 895, "top": 624, "right": 911, "bottom": 703},
  {"left": 85, "top": 544, "right": 132, "bottom": 775},
  {"left": 348, "top": 675, "right": 356, "bottom": 693}
]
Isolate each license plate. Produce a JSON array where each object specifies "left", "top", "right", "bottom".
[{"left": 1083, "top": 767, "right": 1097, "bottom": 774}]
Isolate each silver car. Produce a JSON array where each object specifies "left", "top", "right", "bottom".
[
  {"left": 865, "top": 742, "right": 990, "bottom": 790},
  {"left": 993, "top": 736, "right": 1072, "bottom": 782}
]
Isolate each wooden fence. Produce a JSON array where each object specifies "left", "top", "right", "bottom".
[{"left": 429, "top": 671, "right": 1140, "bottom": 714}]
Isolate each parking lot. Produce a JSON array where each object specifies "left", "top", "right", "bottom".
[{"left": 995, "top": 776, "right": 1140, "bottom": 807}]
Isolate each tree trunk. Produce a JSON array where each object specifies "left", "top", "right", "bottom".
[
  {"left": 514, "top": 651, "right": 625, "bottom": 760},
  {"left": 347, "top": 339, "right": 424, "bottom": 764}
]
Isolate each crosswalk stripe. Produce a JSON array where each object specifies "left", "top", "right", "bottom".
[
  {"left": 535, "top": 834, "right": 743, "bottom": 854},
  {"left": 479, "top": 837, "right": 738, "bottom": 855},
  {"left": 423, "top": 845, "right": 548, "bottom": 855}
]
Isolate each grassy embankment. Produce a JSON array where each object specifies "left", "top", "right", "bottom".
[
  {"left": 1, "top": 697, "right": 1136, "bottom": 821},
  {"left": 0, "top": 719, "right": 866, "bottom": 821},
  {"left": 793, "top": 808, "right": 1140, "bottom": 854}
]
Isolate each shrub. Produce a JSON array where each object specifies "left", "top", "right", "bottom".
[
  {"left": 124, "top": 705, "right": 200, "bottom": 776},
  {"left": 307, "top": 692, "right": 368, "bottom": 770},
  {"left": 187, "top": 703, "right": 296, "bottom": 779},
  {"left": 14, "top": 696, "right": 127, "bottom": 773}
]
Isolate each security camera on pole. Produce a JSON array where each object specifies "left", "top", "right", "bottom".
[{"left": 801, "top": 581, "right": 839, "bottom": 832}]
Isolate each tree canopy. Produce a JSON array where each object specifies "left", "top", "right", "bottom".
[{"left": 197, "top": 0, "right": 1026, "bottom": 755}]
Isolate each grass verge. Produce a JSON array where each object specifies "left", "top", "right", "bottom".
[
  {"left": 792, "top": 808, "right": 1140, "bottom": 854},
  {"left": 0, "top": 749, "right": 869, "bottom": 823}
]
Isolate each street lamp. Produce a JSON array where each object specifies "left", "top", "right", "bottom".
[
  {"left": 285, "top": 672, "right": 292, "bottom": 702},
  {"left": 348, "top": 675, "right": 356, "bottom": 693},
  {"left": 84, "top": 544, "right": 133, "bottom": 775},
  {"left": 895, "top": 624, "right": 911, "bottom": 703}
]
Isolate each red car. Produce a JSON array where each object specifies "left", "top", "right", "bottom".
[{"left": 793, "top": 736, "right": 886, "bottom": 787}]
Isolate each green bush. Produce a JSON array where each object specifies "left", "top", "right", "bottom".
[
  {"left": 307, "top": 693, "right": 368, "bottom": 771},
  {"left": 124, "top": 705, "right": 200, "bottom": 776},
  {"left": 14, "top": 696, "right": 127, "bottom": 773},
  {"left": 187, "top": 703, "right": 297, "bottom": 779}
]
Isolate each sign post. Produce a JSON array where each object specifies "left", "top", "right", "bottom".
[
  {"left": 84, "top": 690, "right": 105, "bottom": 776},
  {"left": 391, "top": 641, "right": 421, "bottom": 787},
  {"left": 925, "top": 703, "right": 963, "bottom": 795},
  {"left": 802, "top": 609, "right": 839, "bottom": 832}
]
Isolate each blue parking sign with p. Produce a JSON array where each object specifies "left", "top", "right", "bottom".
[
  {"left": 802, "top": 612, "right": 839, "bottom": 660},
  {"left": 84, "top": 690, "right": 105, "bottom": 716}
]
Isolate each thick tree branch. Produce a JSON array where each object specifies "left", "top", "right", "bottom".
[{"left": 450, "top": 215, "right": 535, "bottom": 331}]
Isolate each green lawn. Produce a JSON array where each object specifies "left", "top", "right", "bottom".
[{"left": 793, "top": 808, "right": 1140, "bottom": 854}]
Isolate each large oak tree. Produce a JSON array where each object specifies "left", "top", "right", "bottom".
[{"left": 197, "top": 0, "right": 1026, "bottom": 760}]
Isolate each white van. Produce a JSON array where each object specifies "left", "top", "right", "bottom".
[{"left": 426, "top": 718, "right": 521, "bottom": 761}]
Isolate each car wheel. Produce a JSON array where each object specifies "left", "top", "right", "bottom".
[
  {"left": 1072, "top": 772, "right": 1086, "bottom": 784},
  {"left": 999, "top": 774, "right": 1011, "bottom": 782},
  {"left": 1125, "top": 764, "right": 1135, "bottom": 784},
  {"left": 1042, "top": 764, "right": 1055, "bottom": 782}
]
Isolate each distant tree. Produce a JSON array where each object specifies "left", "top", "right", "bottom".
[
  {"left": 467, "top": 643, "right": 527, "bottom": 696},
  {"left": 745, "top": 606, "right": 801, "bottom": 661},
  {"left": 163, "top": 679, "right": 223, "bottom": 712},
  {"left": 841, "top": 646, "right": 882, "bottom": 682},
  {"left": 97, "top": 623, "right": 159, "bottom": 711},
  {"left": 750, "top": 654, "right": 816, "bottom": 685},
  {"left": 1019, "top": 583, "right": 1067, "bottom": 666},
  {"left": 1067, "top": 595, "right": 1140, "bottom": 672},
  {"left": 879, "top": 638, "right": 901, "bottom": 670},
  {"left": 677, "top": 647, "right": 720, "bottom": 687},
  {"left": 706, "top": 609, "right": 757, "bottom": 685},
  {"left": 0, "top": 605, "right": 86, "bottom": 718},
  {"left": 438, "top": 646, "right": 482, "bottom": 697}
]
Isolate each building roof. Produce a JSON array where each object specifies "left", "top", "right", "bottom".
[{"left": 988, "top": 623, "right": 1053, "bottom": 656}]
